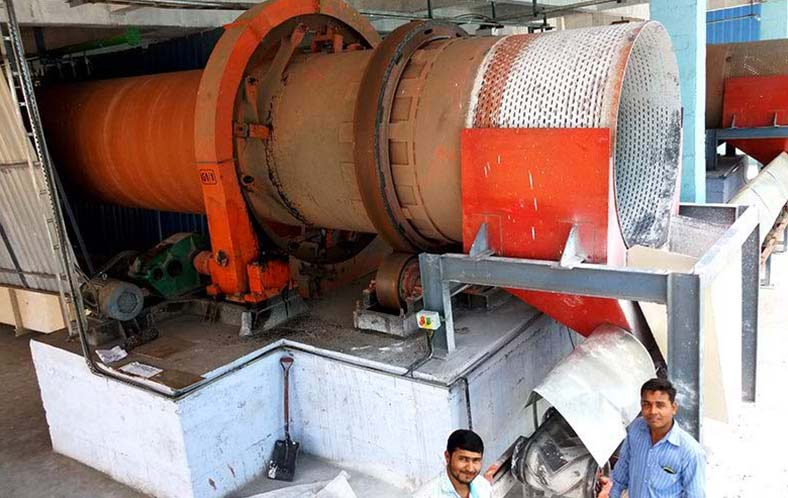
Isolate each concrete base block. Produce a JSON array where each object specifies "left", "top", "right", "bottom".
[{"left": 31, "top": 313, "right": 572, "bottom": 498}]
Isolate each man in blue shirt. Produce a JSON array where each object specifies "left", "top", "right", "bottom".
[
  {"left": 413, "top": 429, "right": 492, "bottom": 498},
  {"left": 599, "top": 378, "right": 706, "bottom": 498}
]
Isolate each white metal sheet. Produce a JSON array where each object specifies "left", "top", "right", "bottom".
[{"left": 533, "top": 324, "right": 655, "bottom": 466}]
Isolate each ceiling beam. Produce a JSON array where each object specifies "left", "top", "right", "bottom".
[{"left": 0, "top": 0, "right": 240, "bottom": 28}]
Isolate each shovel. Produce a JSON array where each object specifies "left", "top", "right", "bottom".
[{"left": 267, "top": 355, "right": 299, "bottom": 481}]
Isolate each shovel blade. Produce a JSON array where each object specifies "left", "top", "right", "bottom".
[{"left": 267, "top": 439, "right": 300, "bottom": 482}]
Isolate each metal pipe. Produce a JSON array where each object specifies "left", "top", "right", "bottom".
[
  {"left": 3, "top": 0, "right": 177, "bottom": 398},
  {"left": 0, "top": 267, "right": 60, "bottom": 280},
  {"left": 67, "top": 0, "right": 252, "bottom": 9},
  {"left": 4, "top": 0, "right": 92, "bottom": 361},
  {"left": 45, "top": 28, "right": 142, "bottom": 57},
  {"left": 729, "top": 153, "right": 788, "bottom": 246},
  {"left": 496, "top": 0, "right": 621, "bottom": 21},
  {"left": 706, "top": 13, "right": 760, "bottom": 25},
  {"left": 68, "top": 0, "right": 531, "bottom": 27}
]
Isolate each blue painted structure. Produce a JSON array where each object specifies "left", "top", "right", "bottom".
[
  {"left": 707, "top": 4, "right": 762, "bottom": 44},
  {"left": 652, "top": 1, "right": 707, "bottom": 203}
]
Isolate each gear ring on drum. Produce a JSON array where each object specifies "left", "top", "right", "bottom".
[{"left": 354, "top": 20, "right": 467, "bottom": 253}]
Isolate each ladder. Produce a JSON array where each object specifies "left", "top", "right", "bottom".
[{"left": 0, "top": 0, "right": 87, "bottom": 338}]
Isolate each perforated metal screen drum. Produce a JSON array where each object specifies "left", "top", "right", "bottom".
[{"left": 469, "top": 22, "right": 681, "bottom": 249}]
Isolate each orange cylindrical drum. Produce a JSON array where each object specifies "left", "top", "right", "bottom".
[
  {"left": 42, "top": 22, "right": 680, "bottom": 258},
  {"left": 40, "top": 70, "right": 205, "bottom": 214}
]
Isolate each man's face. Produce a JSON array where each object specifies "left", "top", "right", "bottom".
[
  {"left": 640, "top": 390, "right": 677, "bottom": 433},
  {"left": 445, "top": 448, "right": 483, "bottom": 485}
]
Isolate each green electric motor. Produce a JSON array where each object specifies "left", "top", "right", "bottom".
[{"left": 129, "top": 233, "right": 208, "bottom": 299}]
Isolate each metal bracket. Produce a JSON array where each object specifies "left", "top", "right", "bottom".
[
  {"left": 558, "top": 225, "right": 586, "bottom": 269},
  {"left": 233, "top": 122, "right": 270, "bottom": 140},
  {"left": 469, "top": 222, "right": 495, "bottom": 259}
]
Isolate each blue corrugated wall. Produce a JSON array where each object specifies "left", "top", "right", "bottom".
[{"left": 707, "top": 4, "right": 762, "bottom": 44}]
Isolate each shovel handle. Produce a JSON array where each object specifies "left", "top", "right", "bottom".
[{"left": 281, "top": 356, "right": 293, "bottom": 440}]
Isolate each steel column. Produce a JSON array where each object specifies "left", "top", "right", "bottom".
[
  {"left": 705, "top": 129, "right": 718, "bottom": 170},
  {"left": 741, "top": 225, "right": 760, "bottom": 402},
  {"left": 667, "top": 272, "right": 704, "bottom": 441},
  {"left": 418, "top": 253, "right": 455, "bottom": 357}
]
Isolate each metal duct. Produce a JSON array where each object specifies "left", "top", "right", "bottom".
[
  {"left": 730, "top": 152, "right": 788, "bottom": 245},
  {"left": 533, "top": 324, "right": 655, "bottom": 466}
]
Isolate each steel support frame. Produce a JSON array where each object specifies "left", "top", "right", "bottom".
[
  {"left": 706, "top": 126, "right": 788, "bottom": 170},
  {"left": 715, "top": 127, "right": 788, "bottom": 140},
  {"left": 705, "top": 128, "right": 718, "bottom": 171},
  {"left": 418, "top": 204, "right": 760, "bottom": 441},
  {"left": 779, "top": 225, "right": 788, "bottom": 253}
]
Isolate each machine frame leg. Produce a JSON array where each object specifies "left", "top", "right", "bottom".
[
  {"left": 741, "top": 226, "right": 760, "bottom": 402},
  {"left": 419, "top": 253, "right": 455, "bottom": 358},
  {"left": 667, "top": 272, "right": 704, "bottom": 441},
  {"left": 761, "top": 254, "right": 773, "bottom": 287}
]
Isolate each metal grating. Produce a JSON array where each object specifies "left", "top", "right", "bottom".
[
  {"left": 613, "top": 24, "right": 681, "bottom": 249},
  {"left": 469, "top": 22, "right": 681, "bottom": 248}
]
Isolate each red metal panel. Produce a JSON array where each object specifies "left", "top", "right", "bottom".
[
  {"left": 723, "top": 75, "right": 788, "bottom": 165},
  {"left": 461, "top": 128, "right": 631, "bottom": 336}
]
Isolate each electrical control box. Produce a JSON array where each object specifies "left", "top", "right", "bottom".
[{"left": 416, "top": 310, "right": 441, "bottom": 330}]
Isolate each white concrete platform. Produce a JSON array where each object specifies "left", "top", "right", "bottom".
[{"left": 31, "top": 295, "right": 575, "bottom": 498}]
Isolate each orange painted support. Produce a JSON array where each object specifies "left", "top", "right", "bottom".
[
  {"left": 723, "top": 75, "right": 788, "bottom": 165},
  {"left": 246, "top": 260, "right": 292, "bottom": 303},
  {"left": 461, "top": 128, "right": 632, "bottom": 336},
  {"left": 193, "top": 0, "right": 380, "bottom": 299}
]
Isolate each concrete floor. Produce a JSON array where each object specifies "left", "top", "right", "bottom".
[
  {"left": 1, "top": 249, "right": 787, "bottom": 498},
  {"left": 0, "top": 322, "right": 405, "bottom": 498},
  {"left": 703, "top": 249, "right": 788, "bottom": 497}
]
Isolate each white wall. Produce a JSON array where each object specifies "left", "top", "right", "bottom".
[{"left": 31, "top": 315, "right": 574, "bottom": 497}]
